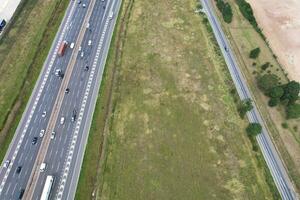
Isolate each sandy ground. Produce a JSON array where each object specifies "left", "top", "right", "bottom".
[
  {"left": 247, "top": 0, "right": 300, "bottom": 82},
  {"left": 0, "top": 0, "right": 22, "bottom": 21}
]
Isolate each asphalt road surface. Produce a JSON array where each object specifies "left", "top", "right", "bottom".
[
  {"left": 200, "top": 0, "right": 298, "bottom": 199},
  {"left": 0, "top": 0, "right": 120, "bottom": 199}
]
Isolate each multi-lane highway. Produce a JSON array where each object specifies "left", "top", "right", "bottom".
[
  {"left": 0, "top": 0, "right": 120, "bottom": 199},
  {"left": 200, "top": 0, "right": 298, "bottom": 199}
]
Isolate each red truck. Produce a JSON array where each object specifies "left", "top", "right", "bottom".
[{"left": 58, "top": 40, "right": 68, "bottom": 56}]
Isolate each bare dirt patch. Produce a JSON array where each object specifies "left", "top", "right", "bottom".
[{"left": 247, "top": 0, "right": 300, "bottom": 82}]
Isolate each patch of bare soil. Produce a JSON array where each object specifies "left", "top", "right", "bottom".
[{"left": 247, "top": 0, "right": 300, "bottom": 82}]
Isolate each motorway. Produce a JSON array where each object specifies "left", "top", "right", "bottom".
[
  {"left": 200, "top": 0, "right": 298, "bottom": 199},
  {"left": 0, "top": 0, "right": 120, "bottom": 199}
]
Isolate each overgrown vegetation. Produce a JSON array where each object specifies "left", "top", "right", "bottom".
[{"left": 215, "top": 0, "right": 233, "bottom": 23}]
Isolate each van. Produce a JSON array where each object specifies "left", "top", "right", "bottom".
[{"left": 40, "top": 163, "right": 46, "bottom": 172}]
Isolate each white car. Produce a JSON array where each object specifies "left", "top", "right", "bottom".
[
  {"left": 70, "top": 42, "right": 75, "bottom": 49},
  {"left": 60, "top": 117, "right": 65, "bottom": 125},
  {"left": 42, "top": 111, "right": 46, "bottom": 118},
  {"left": 39, "top": 129, "right": 45, "bottom": 138},
  {"left": 51, "top": 131, "right": 55, "bottom": 140},
  {"left": 3, "top": 160, "right": 10, "bottom": 168},
  {"left": 88, "top": 40, "right": 92, "bottom": 46},
  {"left": 82, "top": 3, "right": 86, "bottom": 8},
  {"left": 40, "top": 163, "right": 46, "bottom": 172},
  {"left": 78, "top": 46, "right": 82, "bottom": 51},
  {"left": 80, "top": 51, "right": 84, "bottom": 58}
]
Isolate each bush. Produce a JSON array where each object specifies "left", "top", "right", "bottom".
[
  {"left": 261, "top": 62, "right": 270, "bottom": 71},
  {"left": 249, "top": 47, "right": 261, "bottom": 59},
  {"left": 286, "top": 103, "right": 300, "bottom": 119},
  {"left": 281, "top": 123, "right": 288, "bottom": 129},
  {"left": 257, "top": 74, "right": 279, "bottom": 92},
  {"left": 246, "top": 123, "right": 262, "bottom": 137},
  {"left": 215, "top": 0, "right": 233, "bottom": 23},
  {"left": 268, "top": 98, "right": 279, "bottom": 107}
]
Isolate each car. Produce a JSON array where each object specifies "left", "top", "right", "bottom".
[
  {"left": 80, "top": 51, "right": 84, "bottom": 58},
  {"left": 88, "top": 40, "right": 92, "bottom": 46},
  {"left": 42, "top": 111, "right": 46, "bottom": 118},
  {"left": 70, "top": 42, "right": 75, "bottom": 49},
  {"left": 3, "top": 160, "right": 10, "bottom": 168},
  {"left": 32, "top": 137, "right": 38, "bottom": 145},
  {"left": 86, "top": 22, "right": 90, "bottom": 29},
  {"left": 39, "top": 129, "right": 45, "bottom": 138},
  {"left": 55, "top": 69, "right": 62, "bottom": 76},
  {"left": 84, "top": 65, "right": 89, "bottom": 71},
  {"left": 78, "top": 46, "right": 82, "bottom": 51},
  {"left": 16, "top": 166, "right": 22, "bottom": 174},
  {"left": 71, "top": 109, "right": 77, "bottom": 122},
  {"left": 224, "top": 46, "right": 228, "bottom": 52},
  {"left": 18, "top": 189, "right": 25, "bottom": 199},
  {"left": 77, "top": 0, "right": 81, "bottom": 4},
  {"left": 60, "top": 117, "right": 65, "bottom": 125},
  {"left": 40, "top": 163, "right": 46, "bottom": 172},
  {"left": 65, "top": 88, "right": 70, "bottom": 93},
  {"left": 51, "top": 131, "right": 55, "bottom": 140},
  {"left": 82, "top": 3, "right": 86, "bottom": 8},
  {"left": 109, "top": 11, "right": 114, "bottom": 19}
]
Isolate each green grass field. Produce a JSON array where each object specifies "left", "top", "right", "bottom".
[
  {"left": 93, "top": 0, "right": 275, "bottom": 199},
  {"left": 0, "top": 0, "right": 69, "bottom": 161}
]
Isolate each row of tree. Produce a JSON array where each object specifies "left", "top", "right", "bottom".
[
  {"left": 215, "top": 0, "right": 233, "bottom": 23},
  {"left": 257, "top": 74, "right": 300, "bottom": 118}
]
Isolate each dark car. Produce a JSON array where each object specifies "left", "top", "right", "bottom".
[
  {"left": 84, "top": 65, "right": 89, "bottom": 71},
  {"left": 18, "top": 189, "right": 25, "bottom": 199},
  {"left": 32, "top": 137, "right": 38, "bottom": 145},
  {"left": 65, "top": 88, "right": 70, "bottom": 94},
  {"left": 16, "top": 166, "right": 22, "bottom": 174}
]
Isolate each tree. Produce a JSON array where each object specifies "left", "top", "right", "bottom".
[
  {"left": 268, "top": 98, "right": 279, "bottom": 107},
  {"left": 281, "top": 81, "right": 300, "bottom": 105},
  {"left": 286, "top": 103, "right": 300, "bottom": 119},
  {"left": 269, "top": 86, "right": 284, "bottom": 98},
  {"left": 238, "top": 99, "right": 253, "bottom": 118},
  {"left": 246, "top": 123, "right": 262, "bottom": 137},
  {"left": 261, "top": 62, "right": 270, "bottom": 71},
  {"left": 257, "top": 74, "right": 279, "bottom": 92},
  {"left": 249, "top": 47, "right": 260, "bottom": 59}
]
